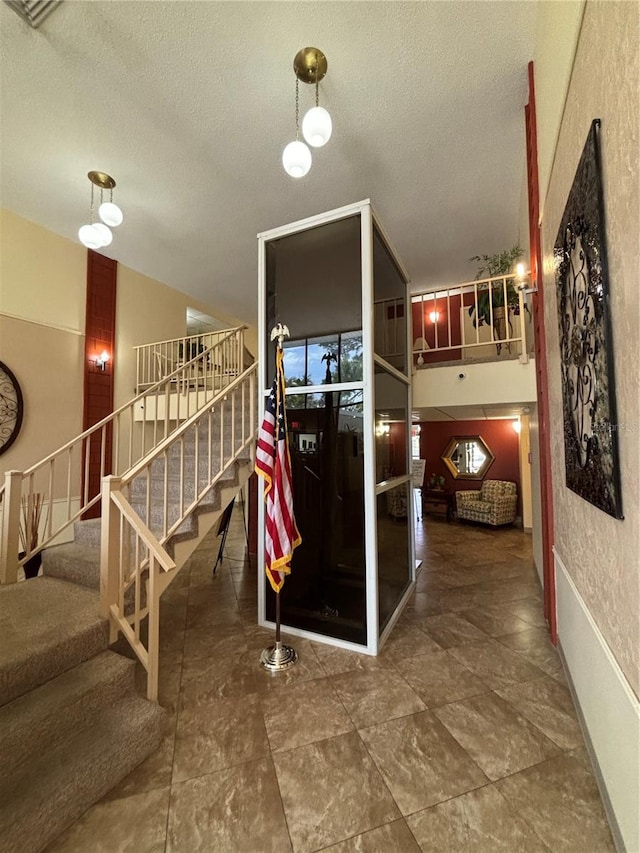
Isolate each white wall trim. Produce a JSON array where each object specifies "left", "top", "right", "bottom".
[
  {"left": 0, "top": 310, "right": 84, "bottom": 337},
  {"left": 554, "top": 547, "right": 640, "bottom": 852}
]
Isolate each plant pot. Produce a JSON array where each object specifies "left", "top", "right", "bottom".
[{"left": 19, "top": 551, "right": 42, "bottom": 579}]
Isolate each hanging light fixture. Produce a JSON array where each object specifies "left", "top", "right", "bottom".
[
  {"left": 78, "top": 172, "right": 123, "bottom": 249},
  {"left": 299, "top": 47, "right": 332, "bottom": 148},
  {"left": 283, "top": 47, "right": 331, "bottom": 177}
]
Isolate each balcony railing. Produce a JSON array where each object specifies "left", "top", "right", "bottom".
[
  {"left": 134, "top": 328, "right": 247, "bottom": 392},
  {"left": 411, "top": 273, "right": 528, "bottom": 366}
]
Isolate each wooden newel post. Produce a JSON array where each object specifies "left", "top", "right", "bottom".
[
  {"left": 1, "top": 470, "right": 22, "bottom": 585},
  {"left": 100, "top": 474, "right": 120, "bottom": 642}
]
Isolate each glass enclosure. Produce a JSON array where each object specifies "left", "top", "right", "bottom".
[{"left": 258, "top": 201, "right": 413, "bottom": 653}]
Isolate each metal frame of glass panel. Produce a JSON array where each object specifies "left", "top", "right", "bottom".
[{"left": 257, "top": 199, "right": 415, "bottom": 655}]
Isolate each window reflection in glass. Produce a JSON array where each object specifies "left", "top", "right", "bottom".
[
  {"left": 267, "top": 391, "right": 366, "bottom": 645},
  {"left": 374, "top": 363, "right": 409, "bottom": 484},
  {"left": 373, "top": 225, "right": 407, "bottom": 374},
  {"left": 377, "top": 485, "right": 411, "bottom": 633},
  {"left": 283, "top": 332, "right": 363, "bottom": 390}
]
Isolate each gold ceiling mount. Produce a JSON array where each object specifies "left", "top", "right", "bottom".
[
  {"left": 88, "top": 171, "right": 116, "bottom": 190},
  {"left": 293, "top": 47, "right": 327, "bottom": 84}
]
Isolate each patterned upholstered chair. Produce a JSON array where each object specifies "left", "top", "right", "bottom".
[{"left": 455, "top": 480, "right": 517, "bottom": 527}]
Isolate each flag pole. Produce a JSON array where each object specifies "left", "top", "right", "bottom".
[{"left": 259, "top": 323, "right": 298, "bottom": 672}]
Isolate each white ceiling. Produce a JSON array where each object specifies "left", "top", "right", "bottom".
[
  {"left": 412, "top": 403, "right": 534, "bottom": 422},
  {"left": 0, "top": 1, "right": 539, "bottom": 324}
]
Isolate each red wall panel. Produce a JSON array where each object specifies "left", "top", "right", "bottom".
[
  {"left": 419, "top": 418, "right": 521, "bottom": 515},
  {"left": 82, "top": 251, "right": 117, "bottom": 519}
]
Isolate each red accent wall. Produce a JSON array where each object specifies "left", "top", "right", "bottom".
[
  {"left": 82, "top": 251, "right": 117, "bottom": 518},
  {"left": 419, "top": 419, "right": 522, "bottom": 514},
  {"left": 526, "top": 60, "right": 556, "bottom": 640},
  {"left": 412, "top": 293, "right": 487, "bottom": 366},
  {"left": 388, "top": 422, "right": 408, "bottom": 476}
]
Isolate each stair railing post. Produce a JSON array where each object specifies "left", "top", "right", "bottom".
[
  {"left": 1, "top": 471, "right": 23, "bottom": 585},
  {"left": 100, "top": 474, "right": 120, "bottom": 641},
  {"left": 147, "top": 554, "right": 159, "bottom": 702}
]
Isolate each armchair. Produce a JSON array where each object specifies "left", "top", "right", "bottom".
[{"left": 456, "top": 480, "right": 517, "bottom": 526}]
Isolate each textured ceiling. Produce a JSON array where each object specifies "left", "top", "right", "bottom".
[
  {"left": 0, "top": 1, "right": 538, "bottom": 324},
  {"left": 413, "top": 404, "right": 533, "bottom": 422}
]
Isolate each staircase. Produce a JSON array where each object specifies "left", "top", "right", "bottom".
[{"left": 0, "top": 326, "right": 257, "bottom": 852}]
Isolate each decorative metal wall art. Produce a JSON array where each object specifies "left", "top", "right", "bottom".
[
  {"left": 554, "top": 119, "right": 623, "bottom": 519},
  {"left": 0, "top": 361, "right": 24, "bottom": 455}
]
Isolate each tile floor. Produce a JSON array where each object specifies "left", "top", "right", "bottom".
[{"left": 47, "top": 511, "right": 615, "bottom": 852}]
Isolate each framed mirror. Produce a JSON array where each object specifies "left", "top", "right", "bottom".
[{"left": 442, "top": 435, "right": 494, "bottom": 480}]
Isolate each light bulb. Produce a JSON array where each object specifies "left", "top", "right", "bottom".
[
  {"left": 282, "top": 140, "right": 312, "bottom": 178},
  {"left": 78, "top": 224, "right": 102, "bottom": 249},
  {"left": 515, "top": 262, "right": 526, "bottom": 278},
  {"left": 302, "top": 106, "right": 332, "bottom": 148},
  {"left": 92, "top": 223, "right": 113, "bottom": 246},
  {"left": 99, "top": 201, "right": 123, "bottom": 227},
  {"left": 429, "top": 311, "right": 440, "bottom": 323}
]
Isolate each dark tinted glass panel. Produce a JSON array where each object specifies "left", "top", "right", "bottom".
[
  {"left": 374, "top": 363, "right": 409, "bottom": 484},
  {"left": 265, "top": 215, "right": 362, "bottom": 385},
  {"left": 373, "top": 225, "right": 407, "bottom": 373},
  {"left": 377, "top": 483, "right": 412, "bottom": 633},
  {"left": 266, "top": 392, "right": 366, "bottom": 645}
]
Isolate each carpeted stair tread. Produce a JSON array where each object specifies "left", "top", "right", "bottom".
[
  {"left": 0, "top": 578, "right": 107, "bottom": 706},
  {"left": 0, "top": 651, "right": 136, "bottom": 780},
  {"left": 41, "top": 541, "right": 100, "bottom": 590},
  {"left": 0, "top": 692, "right": 166, "bottom": 853},
  {"left": 72, "top": 519, "right": 102, "bottom": 548}
]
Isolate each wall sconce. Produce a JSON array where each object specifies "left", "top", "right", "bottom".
[
  {"left": 95, "top": 350, "right": 110, "bottom": 372},
  {"left": 283, "top": 47, "right": 331, "bottom": 178},
  {"left": 429, "top": 310, "right": 440, "bottom": 323},
  {"left": 376, "top": 422, "right": 390, "bottom": 437},
  {"left": 515, "top": 261, "right": 538, "bottom": 294},
  {"left": 78, "top": 171, "right": 124, "bottom": 249}
]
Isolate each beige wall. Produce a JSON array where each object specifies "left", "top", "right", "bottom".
[
  {"left": 518, "top": 414, "right": 533, "bottom": 530},
  {"left": 1, "top": 210, "right": 256, "bottom": 482},
  {"left": 528, "top": 407, "right": 544, "bottom": 582},
  {"left": 114, "top": 265, "right": 248, "bottom": 411},
  {"left": 0, "top": 208, "right": 86, "bottom": 333},
  {"left": 540, "top": 1, "right": 639, "bottom": 694},
  {"left": 0, "top": 314, "right": 85, "bottom": 479},
  {"left": 0, "top": 210, "right": 86, "bottom": 475}
]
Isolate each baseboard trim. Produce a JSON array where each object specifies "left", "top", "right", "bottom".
[{"left": 554, "top": 548, "right": 640, "bottom": 852}]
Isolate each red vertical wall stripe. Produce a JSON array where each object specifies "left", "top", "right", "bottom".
[
  {"left": 525, "top": 61, "right": 557, "bottom": 643},
  {"left": 82, "top": 250, "right": 117, "bottom": 519}
]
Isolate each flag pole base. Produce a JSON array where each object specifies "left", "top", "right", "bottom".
[{"left": 260, "top": 640, "right": 298, "bottom": 672}]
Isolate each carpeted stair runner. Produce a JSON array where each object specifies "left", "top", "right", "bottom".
[
  {"left": 0, "top": 581, "right": 166, "bottom": 853},
  {"left": 0, "top": 395, "right": 255, "bottom": 852}
]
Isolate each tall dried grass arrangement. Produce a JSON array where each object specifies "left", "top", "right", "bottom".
[{"left": 19, "top": 493, "right": 50, "bottom": 555}]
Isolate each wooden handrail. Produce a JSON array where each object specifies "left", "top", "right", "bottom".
[{"left": 109, "top": 490, "right": 176, "bottom": 573}]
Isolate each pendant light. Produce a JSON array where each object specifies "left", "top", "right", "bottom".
[
  {"left": 78, "top": 172, "right": 123, "bottom": 249},
  {"left": 283, "top": 48, "right": 331, "bottom": 178},
  {"left": 282, "top": 78, "right": 312, "bottom": 178}
]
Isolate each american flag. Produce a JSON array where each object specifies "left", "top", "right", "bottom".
[{"left": 255, "top": 347, "right": 301, "bottom": 592}]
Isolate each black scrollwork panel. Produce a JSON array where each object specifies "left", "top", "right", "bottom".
[
  {"left": 0, "top": 361, "right": 24, "bottom": 455},
  {"left": 554, "top": 119, "right": 623, "bottom": 519}
]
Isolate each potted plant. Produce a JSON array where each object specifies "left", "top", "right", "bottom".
[
  {"left": 19, "top": 492, "right": 49, "bottom": 579},
  {"left": 467, "top": 245, "right": 523, "bottom": 330}
]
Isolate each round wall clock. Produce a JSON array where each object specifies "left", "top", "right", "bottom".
[{"left": 0, "top": 361, "right": 24, "bottom": 455}]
